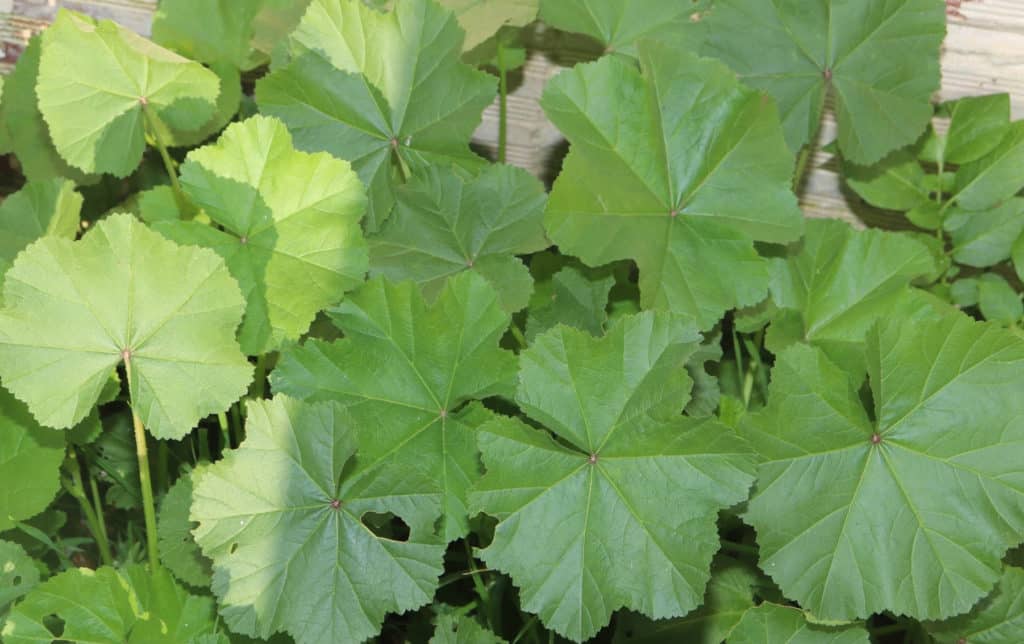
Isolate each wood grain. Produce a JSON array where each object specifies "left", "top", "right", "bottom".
[{"left": 3, "top": 0, "right": 1023, "bottom": 227}]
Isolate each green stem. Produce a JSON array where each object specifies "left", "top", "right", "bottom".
[
  {"left": 65, "top": 449, "right": 113, "bottom": 566},
  {"left": 230, "top": 402, "right": 244, "bottom": 447},
  {"left": 497, "top": 40, "right": 509, "bottom": 164},
  {"left": 142, "top": 103, "right": 190, "bottom": 216},
  {"left": 512, "top": 615, "right": 539, "bottom": 644},
  {"left": 720, "top": 539, "right": 759, "bottom": 557},
  {"left": 253, "top": 354, "right": 267, "bottom": 399},
  {"left": 217, "top": 412, "right": 231, "bottom": 454},
  {"left": 510, "top": 324, "right": 528, "bottom": 350},
  {"left": 124, "top": 354, "right": 161, "bottom": 571},
  {"left": 87, "top": 473, "right": 112, "bottom": 565},
  {"left": 197, "top": 426, "right": 210, "bottom": 462},
  {"left": 464, "top": 540, "right": 491, "bottom": 622},
  {"left": 156, "top": 441, "right": 169, "bottom": 495}
]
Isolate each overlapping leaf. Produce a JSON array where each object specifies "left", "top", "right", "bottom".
[
  {"left": 1, "top": 565, "right": 221, "bottom": 643},
  {"left": 926, "top": 566, "right": 1024, "bottom": 643},
  {"left": 729, "top": 603, "right": 869, "bottom": 644},
  {"left": 156, "top": 115, "right": 368, "bottom": 355},
  {"left": 0, "top": 213, "right": 252, "bottom": 439},
  {"left": 945, "top": 198, "right": 1024, "bottom": 268},
  {"left": 152, "top": 0, "right": 266, "bottom": 69},
  {"left": 525, "top": 266, "right": 614, "bottom": 341},
  {"left": 0, "top": 389, "right": 64, "bottom": 533},
  {"left": 952, "top": 122, "right": 1024, "bottom": 211},
  {"left": 273, "top": 272, "right": 516, "bottom": 540},
  {"left": 370, "top": 164, "right": 547, "bottom": 312},
  {"left": 443, "top": 0, "right": 539, "bottom": 51},
  {"left": 0, "top": 179, "right": 82, "bottom": 292},
  {"left": 158, "top": 471, "right": 212, "bottom": 588},
  {"left": 0, "top": 540, "right": 40, "bottom": 617},
  {"left": 542, "top": 42, "right": 802, "bottom": 330},
  {"left": 257, "top": 0, "right": 496, "bottom": 230},
  {"left": 470, "top": 312, "right": 756, "bottom": 641},
  {"left": 431, "top": 613, "right": 506, "bottom": 644},
  {"left": 701, "top": 0, "right": 946, "bottom": 163},
  {"left": 767, "top": 219, "right": 937, "bottom": 372},
  {"left": 743, "top": 306, "right": 1024, "bottom": 620},
  {"left": 37, "top": 10, "right": 220, "bottom": 177},
  {"left": 539, "top": 0, "right": 708, "bottom": 56},
  {"left": 191, "top": 396, "right": 446, "bottom": 644}
]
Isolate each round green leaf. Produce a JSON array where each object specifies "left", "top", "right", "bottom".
[
  {"left": 0, "top": 389, "right": 64, "bottom": 533},
  {"left": 542, "top": 43, "right": 802, "bottom": 330},
  {"left": 926, "top": 566, "right": 1024, "bottom": 644},
  {"left": 37, "top": 10, "right": 220, "bottom": 177},
  {"left": 273, "top": 272, "right": 517, "bottom": 541},
  {"left": 470, "top": 312, "right": 756, "bottom": 641},
  {"left": 0, "top": 540, "right": 40, "bottom": 615},
  {"left": 743, "top": 306, "right": 1024, "bottom": 621},
  {"left": 0, "top": 179, "right": 82, "bottom": 294},
  {"left": 702, "top": 0, "right": 946, "bottom": 164},
  {"left": 0, "top": 213, "right": 252, "bottom": 439},
  {"left": 155, "top": 115, "right": 368, "bottom": 355},
  {"left": 729, "top": 603, "right": 869, "bottom": 644},
  {"left": 369, "top": 164, "right": 547, "bottom": 313},
  {"left": 191, "top": 396, "right": 446, "bottom": 644}
]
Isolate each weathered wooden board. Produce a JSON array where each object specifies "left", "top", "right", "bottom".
[{"left": 3, "top": 0, "right": 1023, "bottom": 227}]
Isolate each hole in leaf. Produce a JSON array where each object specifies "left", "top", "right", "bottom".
[
  {"left": 361, "top": 512, "right": 411, "bottom": 542},
  {"left": 12, "top": 575, "right": 21, "bottom": 585},
  {"left": 44, "top": 614, "right": 65, "bottom": 638},
  {"left": 229, "top": 543, "right": 239, "bottom": 555}
]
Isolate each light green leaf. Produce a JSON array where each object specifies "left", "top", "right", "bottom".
[
  {"left": 945, "top": 198, "right": 1024, "bottom": 268},
  {"left": 442, "top": 0, "right": 539, "bottom": 51},
  {"left": 743, "top": 307, "right": 1024, "bottom": 621},
  {"left": 525, "top": 266, "right": 614, "bottom": 341},
  {"left": 37, "top": 10, "right": 220, "bottom": 177},
  {"left": 273, "top": 272, "right": 516, "bottom": 540},
  {"left": 612, "top": 556, "right": 758, "bottom": 644},
  {"left": 1, "top": 565, "right": 221, "bottom": 643},
  {"left": 158, "top": 470, "right": 212, "bottom": 588},
  {"left": 944, "top": 94, "right": 1012, "bottom": 165},
  {"left": 191, "top": 395, "right": 446, "bottom": 644},
  {"left": 950, "top": 277, "right": 980, "bottom": 308},
  {"left": 843, "top": 149, "right": 929, "bottom": 211},
  {"left": 729, "top": 603, "right": 869, "bottom": 644},
  {"left": 257, "top": 0, "right": 496, "bottom": 230},
  {"left": 470, "top": 312, "right": 756, "bottom": 641},
  {"left": 701, "top": 0, "right": 946, "bottom": 164},
  {"left": 542, "top": 43, "right": 802, "bottom": 330},
  {"left": 0, "top": 389, "right": 64, "bottom": 533},
  {"left": 768, "top": 219, "right": 936, "bottom": 372},
  {"left": 0, "top": 213, "right": 252, "bottom": 439},
  {"left": 978, "top": 274, "right": 1023, "bottom": 325},
  {"left": 370, "top": 164, "right": 546, "bottom": 313},
  {"left": 1, "top": 37, "right": 94, "bottom": 183},
  {"left": 0, "top": 540, "right": 40, "bottom": 617},
  {"left": 539, "top": 0, "right": 708, "bottom": 56},
  {"left": 431, "top": 613, "right": 506, "bottom": 644},
  {"left": 155, "top": 115, "right": 368, "bottom": 355},
  {"left": 926, "top": 566, "right": 1024, "bottom": 644},
  {"left": 954, "top": 122, "right": 1024, "bottom": 211},
  {"left": 152, "top": 0, "right": 266, "bottom": 69},
  {"left": 0, "top": 179, "right": 82, "bottom": 291}
]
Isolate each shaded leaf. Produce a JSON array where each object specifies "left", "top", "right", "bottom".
[
  {"left": 729, "top": 603, "right": 869, "bottom": 644},
  {"left": 152, "top": 0, "right": 266, "bottom": 69},
  {"left": 158, "top": 470, "right": 212, "bottom": 588},
  {"left": 945, "top": 198, "right": 1024, "bottom": 268},
  {"left": 539, "top": 0, "right": 708, "bottom": 56},
  {"left": 442, "top": 0, "right": 539, "bottom": 51},
  {"left": 0, "top": 389, "right": 64, "bottom": 533},
  {"left": 431, "top": 613, "right": 506, "bottom": 644},
  {"left": 0, "top": 179, "right": 82, "bottom": 291},
  {"left": 526, "top": 266, "right": 614, "bottom": 341}
]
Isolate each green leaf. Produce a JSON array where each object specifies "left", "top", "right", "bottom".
[
  {"left": 0, "top": 213, "right": 252, "bottom": 439},
  {"left": 154, "top": 115, "right": 368, "bottom": 355},
  {"left": 944, "top": 94, "right": 1012, "bottom": 165},
  {"left": 1, "top": 565, "right": 221, "bottom": 643},
  {"left": 190, "top": 395, "right": 446, "bottom": 644},
  {"left": 250, "top": 0, "right": 314, "bottom": 57},
  {"left": 612, "top": 556, "right": 758, "bottom": 644},
  {"left": 0, "top": 390, "right": 64, "bottom": 533},
  {"left": 0, "top": 540, "right": 40, "bottom": 618},
  {"left": 369, "top": 164, "right": 546, "bottom": 313},
  {"left": 926, "top": 566, "right": 1024, "bottom": 643},
  {"left": 525, "top": 266, "right": 614, "bottom": 341},
  {"left": 138, "top": 186, "right": 183, "bottom": 224},
  {"left": 256, "top": 0, "right": 496, "bottom": 230},
  {"left": 954, "top": 122, "right": 1024, "bottom": 211},
  {"left": 0, "top": 179, "right": 83, "bottom": 294},
  {"left": 743, "top": 307, "right": 1024, "bottom": 621},
  {"left": 729, "top": 603, "right": 869, "bottom": 644},
  {"left": 950, "top": 277, "right": 980, "bottom": 309},
  {"left": 441, "top": 0, "right": 539, "bottom": 51},
  {"left": 843, "top": 149, "right": 929, "bottom": 211},
  {"left": 542, "top": 43, "right": 802, "bottom": 330},
  {"left": 945, "top": 198, "right": 1024, "bottom": 268},
  {"left": 978, "top": 274, "right": 1023, "bottom": 325},
  {"left": 768, "top": 219, "right": 936, "bottom": 372},
  {"left": 37, "top": 10, "right": 220, "bottom": 177},
  {"left": 0, "top": 77, "right": 9, "bottom": 155},
  {"left": 431, "top": 613, "right": 506, "bottom": 644},
  {"left": 1, "top": 37, "right": 95, "bottom": 184},
  {"left": 95, "top": 413, "right": 141, "bottom": 510},
  {"left": 152, "top": 0, "right": 265, "bottom": 69},
  {"left": 273, "top": 272, "right": 515, "bottom": 540},
  {"left": 1015, "top": 232, "right": 1024, "bottom": 284},
  {"left": 469, "top": 312, "right": 756, "bottom": 641},
  {"left": 539, "top": 0, "right": 708, "bottom": 56},
  {"left": 685, "top": 331, "right": 723, "bottom": 418},
  {"left": 701, "top": 0, "right": 946, "bottom": 163},
  {"left": 158, "top": 470, "right": 212, "bottom": 588}
]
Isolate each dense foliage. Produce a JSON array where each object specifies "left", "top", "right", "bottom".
[{"left": 0, "top": 0, "right": 1023, "bottom": 642}]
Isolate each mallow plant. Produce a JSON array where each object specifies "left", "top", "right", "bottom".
[{"left": 0, "top": 0, "right": 1022, "bottom": 642}]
